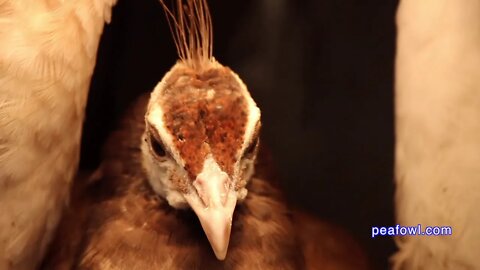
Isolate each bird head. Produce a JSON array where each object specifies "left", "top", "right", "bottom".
[
  {"left": 141, "top": 1, "right": 260, "bottom": 259},
  {"left": 141, "top": 61, "right": 260, "bottom": 260}
]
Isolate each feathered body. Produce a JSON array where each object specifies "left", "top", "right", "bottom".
[
  {"left": 0, "top": 0, "right": 115, "bottom": 269},
  {"left": 42, "top": 94, "right": 368, "bottom": 270},
  {"left": 43, "top": 94, "right": 304, "bottom": 270},
  {"left": 393, "top": 0, "right": 480, "bottom": 268}
]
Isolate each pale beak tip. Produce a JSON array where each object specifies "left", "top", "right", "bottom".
[
  {"left": 206, "top": 216, "right": 232, "bottom": 261},
  {"left": 185, "top": 194, "right": 236, "bottom": 261},
  {"left": 213, "top": 248, "right": 228, "bottom": 261}
]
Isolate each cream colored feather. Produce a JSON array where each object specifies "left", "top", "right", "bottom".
[
  {"left": 393, "top": 0, "right": 480, "bottom": 269},
  {"left": 0, "top": 0, "right": 116, "bottom": 269}
]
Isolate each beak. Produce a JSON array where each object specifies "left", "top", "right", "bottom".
[{"left": 184, "top": 158, "right": 237, "bottom": 260}]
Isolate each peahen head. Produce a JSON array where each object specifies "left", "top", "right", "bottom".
[{"left": 140, "top": 0, "right": 261, "bottom": 260}]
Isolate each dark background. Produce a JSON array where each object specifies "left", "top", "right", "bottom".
[{"left": 80, "top": 0, "right": 398, "bottom": 269}]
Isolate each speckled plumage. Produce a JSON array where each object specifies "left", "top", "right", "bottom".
[
  {"left": 0, "top": 1, "right": 116, "bottom": 269},
  {"left": 159, "top": 66, "right": 250, "bottom": 179}
]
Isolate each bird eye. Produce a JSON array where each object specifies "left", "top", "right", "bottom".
[
  {"left": 243, "top": 137, "right": 259, "bottom": 158},
  {"left": 149, "top": 133, "right": 166, "bottom": 157}
]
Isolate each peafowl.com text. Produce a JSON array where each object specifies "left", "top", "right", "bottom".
[{"left": 371, "top": 224, "right": 452, "bottom": 238}]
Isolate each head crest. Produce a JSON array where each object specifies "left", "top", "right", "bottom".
[{"left": 159, "top": 0, "right": 213, "bottom": 71}]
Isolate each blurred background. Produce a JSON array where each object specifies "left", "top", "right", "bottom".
[{"left": 80, "top": 0, "right": 398, "bottom": 268}]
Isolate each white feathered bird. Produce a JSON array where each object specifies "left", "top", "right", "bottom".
[
  {"left": 0, "top": 1, "right": 116, "bottom": 269},
  {"left": 393, "top": 0, "right": 480, "bottom": 269}
]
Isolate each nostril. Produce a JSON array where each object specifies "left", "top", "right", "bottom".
[
  {"left": 220, "top": 177, "right": 229, "bottom": 205},
  {"left": 193, "top": 175, "right": 231, "bottom": 207},
  {"left": 193, "top": 178, "right": 208, "bottom": 207}
]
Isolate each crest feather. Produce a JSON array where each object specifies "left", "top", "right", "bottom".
[{"left": 158, "top": 0, "right": 213, "bottom": 71}]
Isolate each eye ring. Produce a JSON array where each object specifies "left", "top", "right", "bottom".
[
  {"left": 148, "top": 133, "right": 167, "bottom": 157},
  {"left": 243, "top": 137, "right": 259, "bottom": 158}
]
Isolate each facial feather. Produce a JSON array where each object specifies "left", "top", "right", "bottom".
[
  {"left": 142, "top": 61, "right": 261, "bottom": 206},
  {"left": 140, "top": 0, "right": 261, "bottom": 260}
]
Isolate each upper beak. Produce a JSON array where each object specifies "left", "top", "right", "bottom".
[{"left": 184, "top": 158, "right": 237, "bottom": 260}]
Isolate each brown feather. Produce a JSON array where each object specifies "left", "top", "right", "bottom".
[
  {"left": 156, "top": 66, "right": 249, "bottom": 179},
  {"left": 294, "top": 212, "right": 369, "bottom": 270},
  {"left": 43, "top": 96, "right": 369, "bottom": 270},
  {"left": 42, "top": 95, "right": 304, "bottom": 270}
]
